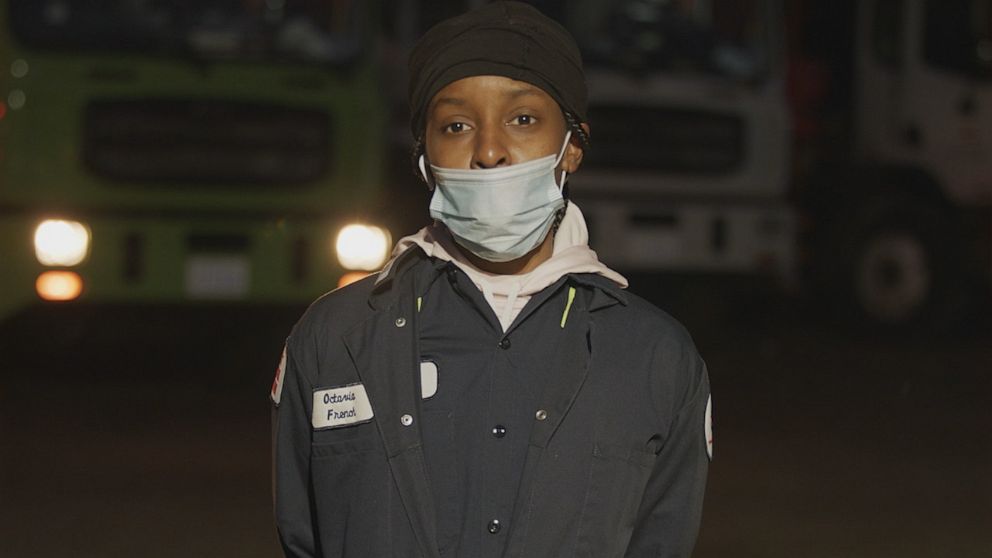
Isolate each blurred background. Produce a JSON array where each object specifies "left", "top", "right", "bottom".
[{"left": 0, "top": 0, "right": 990, "bottom": 556}]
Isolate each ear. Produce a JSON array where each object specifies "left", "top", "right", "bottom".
[{"left": 560, "top": 123, "right": 589, "bottom": 174}]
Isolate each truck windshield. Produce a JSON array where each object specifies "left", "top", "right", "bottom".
[
  {"left": 924, "top": 0, "right": 992, "bottom": 79},
  {"left": 560, "top": 0, "right": 770, "bottom": 80},
  {"left": 8, "top": 0, "right": 365, "bottom": 65}
]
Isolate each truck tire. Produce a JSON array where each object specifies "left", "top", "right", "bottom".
[{"left": 825, "top": 197, "right": 965, "bottom": 331}]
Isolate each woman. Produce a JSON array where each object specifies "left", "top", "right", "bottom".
[{"left": 272, "top": 3, "right": 711, "bottom": 557}]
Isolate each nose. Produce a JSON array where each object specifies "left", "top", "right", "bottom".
[{"left": 472, "top": 128, "right": 509, "bottom": 169}]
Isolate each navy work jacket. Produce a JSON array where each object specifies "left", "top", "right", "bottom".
[{"left": 272, "top": 247, "right": 710, "bottom": 558}]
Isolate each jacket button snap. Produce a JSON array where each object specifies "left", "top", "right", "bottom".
[
  {"left": 492, "top": 425, "right": 506, "bottom": 438},
  {"left": 395, "top": 317, "right": 407, "bottom": 328},
  {"left": 400, "top": 414, "right": 414, "bottom": 426},
  {"left": 498, "top": 338, "right": 511, "bottom": 349},
  {"left": 535, "top": 409, "right": 548, "bottom": 421},
  {"left": 487, "top": 519, "right": 501, "bottom": 534}
]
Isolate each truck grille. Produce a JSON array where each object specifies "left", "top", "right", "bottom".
[
  {"left": 83, "top": 99, "right": 330, "bottom": 185},
  {"left": 583, "top": 106, "right": 743, "bottom": 174}
]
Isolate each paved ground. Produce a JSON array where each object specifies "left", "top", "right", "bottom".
[{"left": 1, "top": 279, "right": 989, "bottom": 557}]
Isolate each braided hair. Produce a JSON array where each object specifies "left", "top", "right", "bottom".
[{"left": 562, "top": 111, "right": 591, "bottom": 151}]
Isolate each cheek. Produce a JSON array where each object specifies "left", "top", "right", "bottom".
[
  {"left": 513, "top": 121, "right": 569, "bottom": 162},
  {"left": 424, "top": 133, "right": 474, "bottom": 169},
  {"left": 512, "top": 140, "right": 557, "bottom": 164}
]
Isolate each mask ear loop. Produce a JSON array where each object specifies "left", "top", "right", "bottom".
[
  {"left": 554, "top": 131, "right": 573, "bottom": 188},
  {"left": 418, "top": 155, "right": 435, "bottom": 191}
]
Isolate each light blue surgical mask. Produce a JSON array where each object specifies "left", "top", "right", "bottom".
[{"left": 420, "top": 132, "right": 571, "bottom": 263}]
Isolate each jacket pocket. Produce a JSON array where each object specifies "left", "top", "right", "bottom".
[
  {"left": 310, "top": 430, "right": 392, "bottom": 556},
  {"left": 576, "top": 442, "right": 656, "bottom": 558}
]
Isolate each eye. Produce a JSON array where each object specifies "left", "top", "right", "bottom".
[
  {"left": 443, "top": 121, "right": 471, "bottom": 134},
  {"left": 509, "top": 114, "right": 537, "bottom": 126}
]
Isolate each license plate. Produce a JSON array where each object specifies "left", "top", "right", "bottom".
[{"left": 184, "top": 255, "right": 250, "bottom": 299}]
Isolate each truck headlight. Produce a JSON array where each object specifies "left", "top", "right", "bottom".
[
  {"left": 34, "top": 219, "right": 91, "bottom": 266},
  {"left": 335, "top": 224, "right": 391, "bottom": 271}
]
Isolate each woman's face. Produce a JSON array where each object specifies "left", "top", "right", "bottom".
[{"left": 424, "top": 75, "right": 584, "bottom": 175}]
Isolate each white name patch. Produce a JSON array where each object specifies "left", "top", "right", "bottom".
[{"left": 312, "top": 383, "right": 374, "bottom": 430}]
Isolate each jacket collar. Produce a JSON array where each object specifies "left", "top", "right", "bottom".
[
  {"left": 567, "top": 272, "right": 628, "bottom": 311},
  {"left": 371, "top": 245, "right": 627, "bottom": 313},
  {"left": 370, "top": 245, "right": 444, "bottom": 311}
]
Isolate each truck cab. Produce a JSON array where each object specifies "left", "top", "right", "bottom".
[
  {"left": 564, "top": 0, "right": 795, "bottom": 281},
  {"left": 798, "top": 0, "right": 992, "bottom": 327}
]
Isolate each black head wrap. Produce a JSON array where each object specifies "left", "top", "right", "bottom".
[{"left": 408, "top": 1, "right": 587, "bottom": 139}]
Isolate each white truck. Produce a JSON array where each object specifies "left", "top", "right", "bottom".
[
  {"left": 556, "top": 0, "right": 796, "bottom": 284},
  {"left": 794, "top": 0, "right": 992, "bottom": 328}
]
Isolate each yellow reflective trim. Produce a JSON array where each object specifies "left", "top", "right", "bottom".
[
  {"left": 560, "top": 286, "right": 576, "bottom": 328},
  {"left": 417, "top": 296, "right": 423, "bottom": 313}
]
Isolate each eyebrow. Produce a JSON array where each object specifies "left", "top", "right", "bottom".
[
  {"left": 431, "top": 96, "right": 466, "bottom": 109},
  {"left": 507, "top": 87, "right": 542, "bottom": 100}
]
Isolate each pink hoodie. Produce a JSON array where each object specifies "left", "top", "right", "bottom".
[{"left": 390, "top": 203, "right": 628, "bottom": 331}]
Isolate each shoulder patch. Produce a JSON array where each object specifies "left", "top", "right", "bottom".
[
  {"left": 704, "top": 394, "right": 713, "bottom": 461},
  {"left": 270, "top": 345, "right": 287, "bottom": 406}
]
